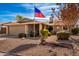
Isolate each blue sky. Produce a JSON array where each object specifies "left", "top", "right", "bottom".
[{"left": 0, "top": 3, "right": 61, "bottom": 23}]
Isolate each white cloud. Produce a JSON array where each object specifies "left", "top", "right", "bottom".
[
  {"left": 0, "top": 12, "right": 34, "bottom": 18},
  {"left": 33, "top": 4, "right": 60, "bottom": 18},
  {"left": 20, "top": 3, "right": 59, "bottom": 11},
  {"left": 20, "top": 4, "right": 34, "bottom": 10},
  {"left": 39, "top": 5, "right": 59, "bottom": 11},
  {"left": 1, "top": 17, "right": 14, "bottom": 22},
  {"left": 34, "top": 3, "right": 43, "bottom": 7},
  {"left": 0, "top": 14, "right": 16, "bottom": 17},
  {"left": 20, "top": 3, "right": 60, "bottom": 17}
]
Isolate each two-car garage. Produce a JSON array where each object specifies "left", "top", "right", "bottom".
[{"left": 8, "top": 25, "right": 26, "bottom": 36}]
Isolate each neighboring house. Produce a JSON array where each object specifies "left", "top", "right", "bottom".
[
  {"left": 47, "top": 20, "right": 64, "bottom": 32},
  {"left": 75, "top": 19, "right": 79, "bottom": 28}
]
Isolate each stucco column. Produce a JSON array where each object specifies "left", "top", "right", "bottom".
[
  {"left": 25, "top": 25, "right": 28, "bottom": 36},
  {"left": 61, "top": 25, "right": 63, "bottom": 31},
  {"left": 39, "top": 24, "right": 42, "bottom": 36},
  {"left": 6, "top": 26, "right": 9, "bottom": 35}
]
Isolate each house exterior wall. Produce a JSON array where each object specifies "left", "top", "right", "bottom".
[
  {"left": 8, "top": 25, "right": 28, "bottom": 36},
  {"left": 4, "top": 23, "right": 45, "bottom": 37},
  {"left": 53, "top": 25, "right": 63, "bottom": 32}
]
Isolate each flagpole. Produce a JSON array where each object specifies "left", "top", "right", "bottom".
[{"left": 34, "top": 5, "right": 36, "bottom": 39}]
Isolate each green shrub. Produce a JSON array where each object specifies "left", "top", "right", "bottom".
[
  {"left": 57, "top": 31, "right": 70, "bottom": 40},
  {"left": 41, "top": 29, "right": 49, "bottom": 38},
  {"left": 18, "top": 33, "right": 26, "bottom": 38},
  {"left": 40, "top": 29, "right": 49, "bottom": 44},
  {"left": 41, "top": 29, "right": 52, "bottom": 38},
  {"left": 71, "top": 28, "right": 79, "bottom": 35}
]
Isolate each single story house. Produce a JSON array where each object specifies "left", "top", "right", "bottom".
[
  {"left": 1, "top": 19, "right": 46, "bottom": 37},
  {"left": 1, "top": 18, "right": 78, "bottom": 37}
]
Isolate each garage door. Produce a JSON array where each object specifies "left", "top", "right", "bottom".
[{"left": 9, "top": 25, "right": 25, "bottom": 36}]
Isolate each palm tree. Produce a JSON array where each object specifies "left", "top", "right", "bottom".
[{"left": 16, "top": 15, "right": 24, "bottom": 23}]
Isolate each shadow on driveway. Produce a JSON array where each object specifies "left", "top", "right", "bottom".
[{"left": 6, "top": 44, "right": 37, "bottom": 56}]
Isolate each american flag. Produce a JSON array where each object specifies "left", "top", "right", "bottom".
[{"left": 35, "top": 7, "right": 45, "bottom": 18}]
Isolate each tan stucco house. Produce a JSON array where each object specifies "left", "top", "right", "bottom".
[
  {"left": 1, "top": 18, "right": 74, "bottom": 37},
  {"left": 1, "top": 19, "right": 46, "bottom": 37}
]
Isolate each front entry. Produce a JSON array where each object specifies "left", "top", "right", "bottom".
[
  {"left": 47, "top": 26, "right": 53, "bottom": 32},
  {"left": 28, "top": 24, "right": 39, "bottom": 37}
]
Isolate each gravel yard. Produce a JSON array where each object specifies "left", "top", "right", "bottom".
[{"left": 0, "top": 35, "right": 79, "bottom": 56}]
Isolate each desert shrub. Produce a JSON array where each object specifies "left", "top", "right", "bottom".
[
  {"left": 71, "top": 28, "right": 79, "bottom": 35},
  {"left": 40, "top": 29, "right": 49, "bottom": 44},
  {"left": 57, "top": 30, "right": 70, "bottom": 40},
  {"left": 41, "top": 29, "right": 52, "bottom": 37},
  {"left": 18, "top": 33, "right": 26, "bottom": 38},
  {"left": 41, "top": 29, "right": 49, "bottom": 38}
]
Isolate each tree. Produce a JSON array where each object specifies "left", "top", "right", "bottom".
[
  {"left": 16, "top": 15, "right": 24, "bottom": 22},
  {"left": 61, "top": 4, "right": 79, "bottom": 29},
  {"left": 52, "top": 4, "right": 79, "bottom": 30}
]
